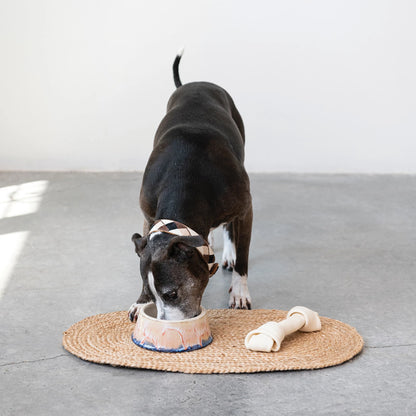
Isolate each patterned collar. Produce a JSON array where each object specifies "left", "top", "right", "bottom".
[{"left": 149, "top": 219, "right": 219, "bottom": 277}]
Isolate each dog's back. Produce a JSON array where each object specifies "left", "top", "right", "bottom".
[
  {"left": 140, "top": 56, "right": 250, "bottom": 236},
  {"left": 159, "top": 81, "right": 245, "bottom": 159}
]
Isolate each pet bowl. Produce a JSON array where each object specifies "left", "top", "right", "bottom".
[{"left": 132, "top": 303, "right": 213, "bottom": 353}]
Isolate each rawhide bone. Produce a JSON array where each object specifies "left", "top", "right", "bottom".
[{"left": 245, "top": 306, "right": 321, "bottom": 352}]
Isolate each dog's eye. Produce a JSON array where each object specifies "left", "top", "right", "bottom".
[{"left": 162, "top": 290, "right": 178, "bottom": 302}]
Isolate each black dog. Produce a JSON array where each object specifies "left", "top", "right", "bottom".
[{"left": 129, "top": 51, "right": 252, "bottom": 321}]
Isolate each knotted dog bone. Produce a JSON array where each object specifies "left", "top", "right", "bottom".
[{"left": 244, "top": 306, "right": 322, "bottom": 352}]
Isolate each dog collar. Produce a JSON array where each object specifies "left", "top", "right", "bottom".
[{"left": 149, "top": 219, "right": 219, "bottom": 277}]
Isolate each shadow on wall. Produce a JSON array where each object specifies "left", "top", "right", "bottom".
[{"left": 0, "top": 180, "right": 48, "bottom": 298}]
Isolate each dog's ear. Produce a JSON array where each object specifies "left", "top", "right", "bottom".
[
  {"left": 167, "top": 237, "right": 196, "bottom": 263},
  {"left": 131, "top": 233, "right": 147, "bottom": 256}
]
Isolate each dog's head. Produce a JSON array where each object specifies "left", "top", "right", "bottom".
[{"left": 132, "top": 231, "right": 211, "bottom": 320}]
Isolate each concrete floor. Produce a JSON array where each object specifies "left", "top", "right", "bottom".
[{"left": 0, "top": 172, "right": 415, "bottom": 415}]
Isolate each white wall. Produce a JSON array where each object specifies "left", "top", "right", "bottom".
[{"left": 0, "top": 0, "right": 415, "bottom": 173}]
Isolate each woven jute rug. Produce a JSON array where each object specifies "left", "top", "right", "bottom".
[{"left": 62, "top": 309, "right": 363, "bottom": 374}]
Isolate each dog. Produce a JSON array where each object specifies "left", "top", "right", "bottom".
[{"left": 129, "top": 51, "right": 252, "bottom": 321}]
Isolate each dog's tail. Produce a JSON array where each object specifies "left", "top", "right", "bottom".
[{"left": 173, "top": 47, "right": 184, "bottom": 88}]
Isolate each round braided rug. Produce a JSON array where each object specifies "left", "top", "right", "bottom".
[{"left": 62, "top": 309, "right": 363, "bottom": 374}]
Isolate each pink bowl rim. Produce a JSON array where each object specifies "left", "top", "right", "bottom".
[{"left": 139, "top": 303, "right": 208, "bottom": 324}]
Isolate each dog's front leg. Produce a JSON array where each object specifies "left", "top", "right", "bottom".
[
  {"left": 129, "top": 223, "right": 152, "bottom": 323},
  {"left": 228, "top": 205, "right": 253, "bottom": 309}
]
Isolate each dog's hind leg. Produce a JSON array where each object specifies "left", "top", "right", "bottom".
[
  {"left": 128, "top": 218, "right": 153, "bottom": 323},
  {"left": 222, "top": 223, "right": 236, "bottom": 271},
  {"left": 227, "top": 205, "right": 253, "bottom": 309}
]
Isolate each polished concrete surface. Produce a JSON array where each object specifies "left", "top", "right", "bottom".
[{"left": 0, "top": 172, "right": 415, "bottom": 415}]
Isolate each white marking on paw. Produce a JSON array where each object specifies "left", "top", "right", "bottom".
[
  {"left": 228, "top": 273, "right": 251, "bottom": 309},
  {"left": 128, "top": 302, "right": 147, "bottom": 322},
  {"left": 222, "top": 228, "right": 236, "bottom": 269}
]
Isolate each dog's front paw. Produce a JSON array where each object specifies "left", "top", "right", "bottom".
[
  {"left": 128, "top": 302, "right": 146, "bottom": 322},
  {"left": 228, "top": 274, "right": 251, "bottom": 310}
]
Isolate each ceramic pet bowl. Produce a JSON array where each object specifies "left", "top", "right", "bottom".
[{"left": 132, "top": 303, "right": 213, "bottom": 352}]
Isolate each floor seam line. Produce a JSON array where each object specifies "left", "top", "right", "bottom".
[
  {"left": 0, "top": 353, "right": 68, "bottom": 368},
  {"left": 365, "top": 343, "right": 416, "bottom": 349}
]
